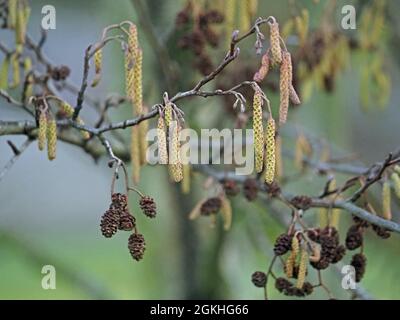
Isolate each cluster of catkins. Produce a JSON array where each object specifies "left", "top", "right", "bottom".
[
  {"left": 100, "top": 192, "right": 157, "bottom": 261},
  {"left": 175, "top": 1, "right": 224, "bottom": 75}
]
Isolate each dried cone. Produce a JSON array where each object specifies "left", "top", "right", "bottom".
[
  {"left": 285, "top": 235, "right": 299, "bottom": 278},
  {"left": 279, "top": 52, "right": 292, "bottom": 124},
  {"left": 264, "top": 117, "right": 276, "bottom": 184},
  {"left": 221, "top": 196, "right": 232, "bottom": 231},
  {"left": 382, "top": 180, "right": 392, "bottom": 220},
  {"left": 252, "top": 90, "right": 264, "bottom": 173},
  {"left": 128, "top": 232, "right": 146, "bottom": 261},
  {"left": 157, "top": 117, "right": 168, "bottom": 164},
  {"left": 100, "top": 209, "right": 120, "bottom": 238},
  {"left": 46, "top": 118, "right": 57, "bottom": 161},
  {"left": 139, "top": 196, "right": 157, "bottom": 218},
  {"left": 118, "top": 212, "right": 136, "bottom": 231},
  {"left": 131, "top": 126, "right": 141, "bottom": 184},
  {"left": 38, "top": 111, "right": 47, "bottom": 151},
  {"left": 274, "top": 233, "right": 292, "bottom": 256},
  {"left": 200, "top": 197, "right": 222, "bottom": 215},
  {"left": 296, "top": 249, "right": 308, "bottom": 289},
  {"left": 168, "top": 122, "right": 183, "bottom": 182},
  {"left": 269, "top": 21, "right": 282, "bottom": 65},
  {"left": 251, "top": 271, "right": 267, "bottom": 288}
]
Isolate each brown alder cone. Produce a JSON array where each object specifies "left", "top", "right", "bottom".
[
  {"left": 269, "top": 21, "right": 282, "bottom": 65},
  {"left": 264, "top": 117, "right": 276, "bottom": 184},
  {"left": 157, "top": 117, "right": 168, "bottom": 164},
  {"left": 252, "top": 90, "right": 264, "bottom": 173},
  {"left": 279, "top": 52, "right": 292, "bottom": 124},
  {"left": 131, "top": 126, "right": 141, "bottom": 184}
]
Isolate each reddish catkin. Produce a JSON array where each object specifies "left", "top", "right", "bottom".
[
  {"left": 131, "top": 126, "right": 141, "bottom": 184},
  {"left": 269, "top": 21, "right": 282, "bottom": 65},
  {"left": 382, "top": 181, "right": 392, "bottom": 221},
  {"left": 252, "top": 90, "right": 264, "bottom": 173},
  {"left": 46, "top": 117, "right": 57, "bottom": 161},
  {"left": 289, "top": 85, "right": 301, "bottom": 105},
  {"left": 264, "top": 117, "right": 276, "bottom": 184},
  {"left": 296, "top": 249, "right": 308, "bottom": 289},
  {"left": 37, "top": 111, "right": 47, "bottom": 151},
  {"left": 279, "top": 52, "right": 292, "bottom": 124},
  {"left": 157, "top": 117, "right": 168, "bottom": 165}
]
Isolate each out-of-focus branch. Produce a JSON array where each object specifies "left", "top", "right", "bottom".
[{"left": 0, "top": 138, "right": 33, "bottom": 182}]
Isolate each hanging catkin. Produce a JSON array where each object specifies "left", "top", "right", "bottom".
[
  {"left": 139, "top": 119, "right": 148, "bottom": 165},
  {"left": 124, "top": 50, "right": 135, "bottom": 102},
  {"left": 169, "top": 122, "right": 183, "bottom": 182},
  {"left": 240, "top": 0, "right": 250, "bottom": 32},
  {"left": 221, "top": 196, "right": 232, "bottom": 231},
  {"left": 133, "top": 48, "right": 143, "bottom": 115},
  {"left": 264, "top": 117, "right": 276, "bottom": 184},
  {"left": 8, "top": 0, "right": 17, "bottom": 29},
  {"left": 225, "top": 0, "right": 236, "bottom": 48},
  {"left": 382, "top": 180, "right": 392, "bottom": 221},
  {"left": 252, "top": 90, "right": 264, "bottom": 173},
  {"left": 279, "top": 52, "right": 292, "bottom": 124},
  {"left": 46, "top": 117, "right": 57, "bottom": 161},
  {"left": 91, "top": 49, "right": 102, "bottom": 87},
  {"left": 329, "top": 179, "right": 341, "bottom": 229},
  {"left": 15, "top": 0, "right": 26, "bottom": 45},
  {"left": 157, "top": 117, "right": 168, "bottom": 165},
  {"left": 10, "top": 53, "right": 20, "bottom": 88},
  {"left": 269, "top": 21, "right": 282, "bottom": 65},
  {"left": 390, "top": 172, "right": 400, "bottom": 199},
  {"left": 296, "top": 249, "right": 308, "bottom": 289},
  {"left": 60, "top": 102, "right": 90, "bottom": 139},
  {"left": 0, "top": 56, "right": 10, "bottom": 89},
  {"left": 289, "top": 85, "right": 301, "bottom": 105},
  {"left": 285, "top": 235, "right": 299, "bottom": 278},
  {"left": 131, "top": 126, "right": 141, "bottom": 184},
  {"left": 38, "top": 111, "right": 47, "bottom": 151},
  {"left": 181, "top": 164, "right": 191, "bottom": 194},
  {"left": 275, "top": 135, "right": 283, "bottom": 179}
]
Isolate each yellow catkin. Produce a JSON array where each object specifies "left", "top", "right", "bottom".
[
  {"left": 91, "top": 49, "right": 102, "bottom": 87},
  {"left": 60, "top": 102, "right": 90, "bottom": 139},
  {"left": 46, "top": 118, "right": 57, "bottom": 161},
  {"left": 133, "top": 48, "right": 143, "bottom": 115},
  {"left": 130, "top": 126, "right": 141, "bottom": 184},
  {"left": 296, "top": 249, "right": 308, "bottom": 289},
  {"left": 23, "top": 57, "right": 33, "bottom": 101},
  {"left": 157, "top": 117, "right": 168, "bottom": 164},
  {"left": 181, "top": 164, "right": 191, "bottom": 194},
  {"left": 164, "top": 102, "right": 173, "bottom": 128},
  {"left": 0, "top": 57, "right": 10, "bottom": 89},
  {"left": 221, "top": 196, "right": 232, "bottom": 231},
  {"left": 10, "top": 53, "right": 20, "bottom": 88},
  {"left": 394, "top": 165, "right": 400, "bottom": 175},
  {"left": 240, "top": 0, "right": 250, "bottom": 32},
  {"left": 7, "top": 0, "right": 17, "bottom": 29},
  {"left": 248, "top": 0, "right": 258, "bottom": 18},
  {"left": 252, "top": 90, "right": 264, "bottom": 173},
  {"left": 37, "top": 111, "right": 47, "bottom": 151},
  {"left": 318, "top": 208, "right": 329, "bottom": 228},
  {"left": 285, "top": 236, "right": 299, "bottom": 278},
  {"left": 264, "top": 117, "right": 276, "bottom": 184},
  {"left": 390, "top": 172, "right": 400, "bottom": 199},
  {"left": 279, "top": 52, "right": 291, "bottom": 124},
  {"left": 294, "top": 135, "right": 304, "bottom": 170},
  {"left": 329, "top": 179, "right": 341, "bottom": 229},
  {"left": 382, "top": 181, "right": 392, "bottom": 221},
  {"left": 15, "top": 1, "right": 26, "bottom": 45},
  {"left": 225, "top": 0, "right": 236, "bottom": 47},
  {"left": 168, "top": 122, "right": 183, "bottom": 182},
  {"left": 139, "top": 119, "right": 148, "bottom": 165},
  {"left": 269, "top": 21, "right": 282, "bottom": 65},
  {"left": 275, "top": 135, "right": 283, "bottom": 179}
]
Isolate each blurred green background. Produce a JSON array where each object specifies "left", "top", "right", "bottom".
[{"left": 0, "top": 0, "right": 399, "bottom": 299}]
